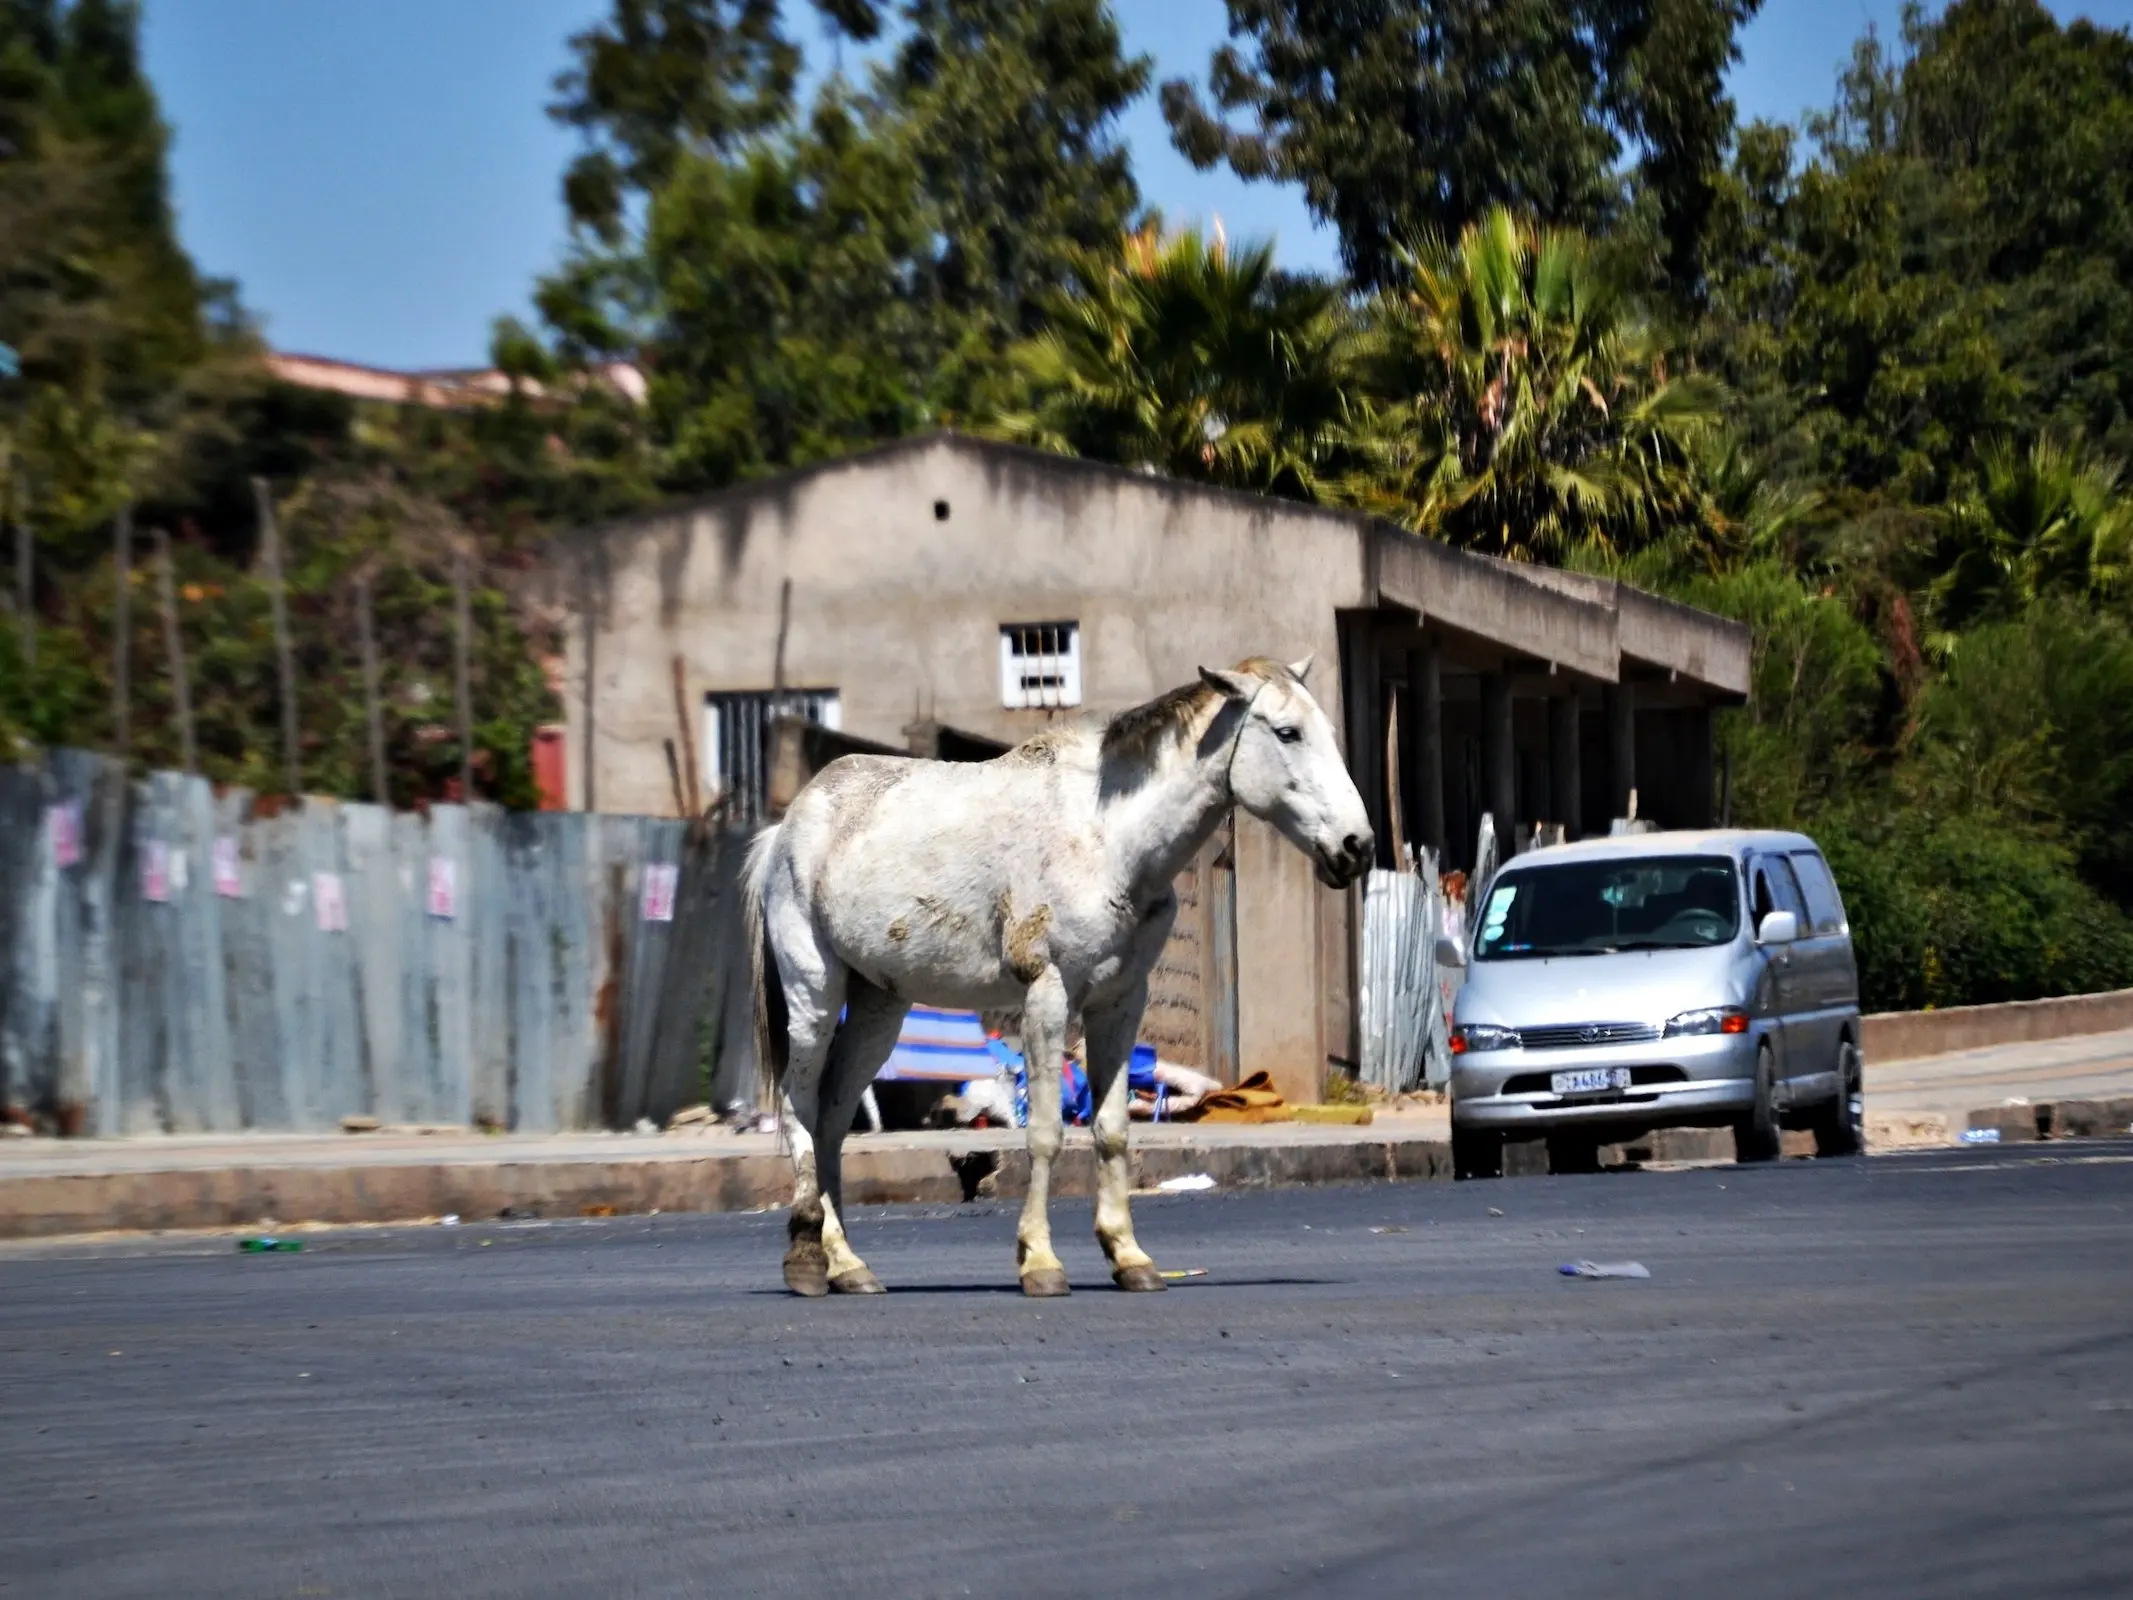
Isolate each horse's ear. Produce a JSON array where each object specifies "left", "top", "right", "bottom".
[
  {"left": 1287, "top": 654, "right": 1314, "bottom": 683},
  {"left": 1199, "top": 665, "right": 1255, "bottom": 701}
]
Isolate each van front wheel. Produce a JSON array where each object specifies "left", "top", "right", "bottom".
[{"left": 1733, "top": 1042, "right": 1782, "bottom": 1163}]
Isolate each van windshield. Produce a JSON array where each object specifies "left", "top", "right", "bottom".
[{"left": 1472, "top": 855, "right": 1741, "bottom": 960}]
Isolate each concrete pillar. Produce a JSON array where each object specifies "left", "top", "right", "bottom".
[
  {"left": 1404, "top": 642, "right": 1445, "bottom": 858},
  {"left": 1548, "top": 691, "right": 1581, "bottom": 838},
  {"left": 1605, "top": 683, "right": 1636, "bottom": 821},
  {"left": 1683, "top": 705, "right": 1715, "bottom": 829},
  {"left": 1480, "top": 670, "right": 1515, "bottom": 853}
]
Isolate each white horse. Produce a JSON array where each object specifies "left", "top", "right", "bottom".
[{"left": 743, "top": 656, "right": 1373, "bottom": 1297}]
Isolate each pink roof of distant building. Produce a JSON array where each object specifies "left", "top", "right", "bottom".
[{"left": 265, "top": 352, "right": 646, "bottom": 411}]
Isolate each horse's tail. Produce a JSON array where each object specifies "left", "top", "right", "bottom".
[{"left": 743, "top": 822, "right": 787, "bottom": 1111}]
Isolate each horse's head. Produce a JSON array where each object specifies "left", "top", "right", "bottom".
[{"left": 1199, "top": 657, "right": 1374, "bottom": 889}]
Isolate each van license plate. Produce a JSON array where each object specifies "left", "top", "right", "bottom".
[{"left": 1551, "top": 1068, "right": 1631, "bottom": 1095}]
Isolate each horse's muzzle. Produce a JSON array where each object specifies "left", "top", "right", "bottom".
[{"left": 1315, "top": 833, "right": 1374, "bottom": 889}]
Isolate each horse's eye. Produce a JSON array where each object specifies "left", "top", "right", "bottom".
[{"left": 1274, "top": 725, "right": 1302, "bottom": 744}]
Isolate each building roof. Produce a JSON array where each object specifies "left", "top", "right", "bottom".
[{"left": 557, "top": 431, "right": 1751, "bottom": 699}]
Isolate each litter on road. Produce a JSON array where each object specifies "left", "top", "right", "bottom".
[
  {"left": 1156, "top": 1173, "right": 1216, "bottom": 1193},
  {"left": 1961, "top": 1128, "right": 2002, "bottom": 1144},
  {"left": 236, "top": 1238, "right": 302, "bottom": 1253},
  {"left": 1560, "top": 1260, "right": 1651, "bottom": 1279},
  {"left": 1157, "top": 1269, "right": 1209, "bottom": 1280}
]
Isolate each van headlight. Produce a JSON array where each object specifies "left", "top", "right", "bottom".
[
  {"left": 1451, "top": 1024, "right": 1522, "bottom": 1056},
  {"left": 1664, "top": 1007, "right": 1748, "bottom": 1037}
]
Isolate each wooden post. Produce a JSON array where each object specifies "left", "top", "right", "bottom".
[
  {"left": 153, "top": 527, "right": 197, "bottom": 774},
  {"left": 1383, "top": 684, "right": 1407, "bottom": 870},
  {"left": 662, "top": 737, "right": 687, "bottom": 819},
  {"left": 252, "top": 479, "right": 301, "bottom": 796},
  {"left": 355, "top": 573, "right": 389, "bottom": 805},
  {"left": 670, "top": 654, "right": 702, "bottom": 817},
  {"left": 112, "top": 506, "right": 131, "bottom": 763},
  {"left": 771, "top": 577, "right": 792, "bottom": 710},
  {"left": 452, "top": 541, "right": 474, "bottom": 801}
]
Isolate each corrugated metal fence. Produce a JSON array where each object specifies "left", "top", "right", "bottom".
[
  {"left": 1358, "top": 858, "right": 1456, "bottom": 1094},
  {"left": 0, "top": 750, "right": 753, "bottom": 1136}
]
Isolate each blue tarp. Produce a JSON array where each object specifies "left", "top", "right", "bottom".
[
  {"left": 874, "top": 1004, "right": 995, "bottom": 1082},
  {"left": 873, "top": 1006, "right": 1172, "bottom": 1124}
]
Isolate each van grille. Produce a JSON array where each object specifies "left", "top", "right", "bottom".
[{"left": 1516, "top": 1022, "right": 1662, "bottom": 1050}]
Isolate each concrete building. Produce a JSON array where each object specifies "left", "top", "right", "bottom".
[{"left": 543, "top": 432, "right": 1750, "bottom": 1103}]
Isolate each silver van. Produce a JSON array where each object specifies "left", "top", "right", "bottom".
[{"left": 1440, "top": 829, "right": 1863, "bottom": 1178}]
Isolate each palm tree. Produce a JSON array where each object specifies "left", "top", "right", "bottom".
[
  {"left": 1925, "top": 436, "right": 2133, "bottom": 647},
  {"left": 1343, "top": 208, "right": 1725, "bottom": 563},
  {"left": 982, "top": 225, "right": 1362, "bottom": 501}
]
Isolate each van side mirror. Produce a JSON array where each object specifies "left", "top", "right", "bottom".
[
  {"left": 1756, "top": 910, "right": 1799, "bottom": 945},
  {"left": 1435, "top": 935, "right": 1467, "bottom": 969}
]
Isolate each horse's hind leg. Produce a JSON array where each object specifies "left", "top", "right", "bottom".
[
  {"left": 1015, "top": 965, "right": 1072, "bottom": 1297},
  {"left": 1084, "top": 985, "right": 1164, "bottom": 1292},
  {"left": 774, "top": 940, "right": 846, "bottom": 1298},
  {"left": 812, "top": 979, "right": 910, "bottom": 1295}
]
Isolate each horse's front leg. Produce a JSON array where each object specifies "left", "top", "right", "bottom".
[
  {"left": 1083, "top": 985, "right": 1163, "bottom": 1292},
  {"left": 1015, "top": 964, "right": 1071, "bottom": 1297}
]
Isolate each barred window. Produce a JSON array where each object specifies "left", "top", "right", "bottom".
[
  {"left": 703, "top": 689, "right": 840, "bottom": 823},
  {"left": 999, "top": 622, "right": 1082, "bottom": 709}
]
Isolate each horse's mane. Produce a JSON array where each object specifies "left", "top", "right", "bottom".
[{"left": 1098, "top": 658, "right": 1294, "bottom": 776}]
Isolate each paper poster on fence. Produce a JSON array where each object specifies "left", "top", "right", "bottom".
[
  {"left": 314, "top": 871, "right": 347, "bottom": 932},
  {"left": 141, "top": 840, "right": 171, "bottom": 903},
  {"left": 212, "top": 836, "right": 243, "bottom": 898},
  {"left": 641, "top": 862, "right": 679, "bottom": 923},
  {"left": 427, "top": 856, "right": 457, "bottom": 919},
  {"left": 48, "top": 801, "right": 81, "bottom": 868}
]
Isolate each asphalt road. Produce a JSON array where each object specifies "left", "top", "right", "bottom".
[{"left": 5, "top": 1144, "right": 2132, "bottom": 1600}]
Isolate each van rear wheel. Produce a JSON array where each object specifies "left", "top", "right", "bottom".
[
  {"left": 1812, "top": 1040, "right": 1865, "bottom": 1157},
  {"left": 1733, "top": 1042, "right": 1782, "bottom": 1163},
  {"left": 1453, "top": 1123, "right": 1503, "bottom": 1180}
]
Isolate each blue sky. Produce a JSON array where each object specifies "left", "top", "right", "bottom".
[{"left": 139, "top": 0, "right": 2133, "bottom": 370}]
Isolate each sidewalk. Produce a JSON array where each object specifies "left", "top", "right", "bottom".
[
  {"left": 0, "top": 1110, "right": 1455, "bottom": 1240},
  {"left": 6, "top": 1032, "right": 2131, "bottom": 1241}
]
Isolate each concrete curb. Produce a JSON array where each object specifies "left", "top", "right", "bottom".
[
  {"left": 0, "top": 1137, "right": 1454, "bottom": 1241},
  {"left": 5, "top": 1099, "right": 2129, "bottom": 1242}
]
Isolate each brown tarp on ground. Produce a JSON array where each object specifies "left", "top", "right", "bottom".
[{"left": 1178, "top": 1070, "right": 1290, "bottom": 1124}]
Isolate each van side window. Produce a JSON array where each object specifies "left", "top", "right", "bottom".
[
  {"left": 1754, "top": 855, "right": 1807, "bottom": 928},
  {"left": 1790, "top": 851, "right": 1848, "bottom": 935}
]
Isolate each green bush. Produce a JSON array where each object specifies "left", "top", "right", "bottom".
[{"left": 1815, "top": 811, "right": 2133, "bottom": 1013}]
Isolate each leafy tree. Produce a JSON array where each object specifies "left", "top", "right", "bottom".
[
  {"left": 1160, "top": 0, "right": 1761, "bottom": 296},
  {"left": 549, "top": 0, "right": 803, "bottom": 244},
  {"left": 984, "top": 225, "right": 1360, "bottom": 500},
  {"left": 533, "top": 0, "right": 1150, "bottom": 488},
  {"left": 1343, "top": 207, "right": 1725, "bottom": 560},
  {"left": 1922, "top": 438, "right": 2133, "bottom": 640}
]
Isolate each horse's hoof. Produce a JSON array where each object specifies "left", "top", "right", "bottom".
[
  {"left": 1112, "top": 1263, "right": 1168, "bottom": 1293},
  {"left": 783, "top": 1254, "right": 830, "bottom": 1298},
  {"left": 1020, "top": 1267, "right": 1072, "bottom": 1298},
  {"left": 829, "top": 1267, "right": 886, "bottom": 1295}
]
